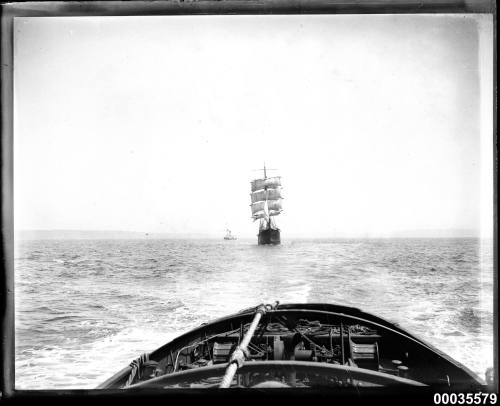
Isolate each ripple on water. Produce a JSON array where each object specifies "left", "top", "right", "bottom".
[{"left": 14, "top": 237, "right": 494, "bottom": 389}]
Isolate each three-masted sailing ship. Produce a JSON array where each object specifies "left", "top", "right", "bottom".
[{"left": 250, "top": 165, "right": 283, "bottom": 245}]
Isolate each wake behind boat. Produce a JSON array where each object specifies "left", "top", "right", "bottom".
[{"left": 98, "top": 302, "right": 486, "bottom": 391}]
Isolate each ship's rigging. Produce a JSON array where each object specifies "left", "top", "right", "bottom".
[{"left": 250, "top": 164, "right": 283, "bottom": 235}]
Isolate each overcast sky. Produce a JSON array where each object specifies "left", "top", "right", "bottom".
[{"left": 13, "top": 14, "right": 493, "bottom": 238}]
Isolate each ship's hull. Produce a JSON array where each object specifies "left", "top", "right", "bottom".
[{"left": 258, "top": 228, "right": 280, "bottom": 245}]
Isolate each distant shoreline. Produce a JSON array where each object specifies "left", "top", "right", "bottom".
[{"left": 14, "top": 229, "right": 485, "bottom": 240}]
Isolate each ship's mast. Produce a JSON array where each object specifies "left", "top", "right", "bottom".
[
  {"left": 263, "top": 163, "right": 268, "bottom": 227},
  {"left": 252, "top": 163, "right": 278, "bottom": 230}
]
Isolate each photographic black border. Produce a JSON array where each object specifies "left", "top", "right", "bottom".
[{"left": 1, "top": 1, "right": 497, "bottom": 404}]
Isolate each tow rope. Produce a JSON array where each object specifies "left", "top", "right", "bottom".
[{"left": 219, "top": 302, "right": 278, "bottom": 388}]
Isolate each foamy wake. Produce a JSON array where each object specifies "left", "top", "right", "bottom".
[{"left": 16, "top": 327, "right": 179, "bottom": 389}]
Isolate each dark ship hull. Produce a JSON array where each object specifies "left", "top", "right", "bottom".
[{"left": 258, "top": 227, "right": 280, "bottom": 245}]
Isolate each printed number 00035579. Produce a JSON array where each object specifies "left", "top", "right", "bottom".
[{"left": 434, "top": 393, "right": 497, "bottom": 405}]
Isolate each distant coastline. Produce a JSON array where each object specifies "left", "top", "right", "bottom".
[
  {"left": 15, "top": 230, "right": 218, "bottom": 240},
  {"left": 14, "top": 229, "right": 485, "bottom": 240}
]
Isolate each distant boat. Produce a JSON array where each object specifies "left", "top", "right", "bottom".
[
  {"left": 250, "top": 164, "right": 282, "bottom": 245},
  {"left": 224, "top": 229, "right": 237, "bottom": 240}
]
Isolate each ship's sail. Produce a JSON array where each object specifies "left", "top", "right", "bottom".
[
  {"left": 251, "top": 201, "right": 266, "bottom": 215},
  {"left": 251, "top": 176, "right": 281, "bottom": 192},
  {"left": 250, "top": 168, "right": 282, "bottom": 224},
  {"left": 251, "top": 201, "right": 269, "bottom": 220},
  {"left": 250, "top": 188, "right": 283, "bottom": 204},
  {"left": 252, "top": 211, "right": 268, "bottom": 220},
  {"left": 266, "top": 187, "right": 283, "bottom": 201},
  {"left": 267, "top": 199, "right": 282, "bottom": 212},
  {"left": 251, "top": 179, "right": 265, "bottom": 193},
  {"left": 250, "top": 190, "right": 267, "bottom": 204}
]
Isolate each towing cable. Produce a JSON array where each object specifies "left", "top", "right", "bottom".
[{"left": 219, "top": 302, "right": 278, "bottom": 388}]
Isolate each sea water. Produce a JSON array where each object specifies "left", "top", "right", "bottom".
[{"left": 14, "top": 238, "right": 494, "bottom": 389}]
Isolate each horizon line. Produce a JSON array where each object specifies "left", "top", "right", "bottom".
[{"left": 14, "top": 228, "right": 488, "bottom": 240}]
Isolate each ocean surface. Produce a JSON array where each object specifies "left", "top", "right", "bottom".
[{"left": 14, "top": 238, "right": 494, "bottom": 389}]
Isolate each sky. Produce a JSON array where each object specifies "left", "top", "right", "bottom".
[{"left": 13, "top": 14, "right": 493, "bottom": 238}]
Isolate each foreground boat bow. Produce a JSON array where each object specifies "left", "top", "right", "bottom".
[{"left": 98, "top": 303, "right": 485, "bottom": 391}]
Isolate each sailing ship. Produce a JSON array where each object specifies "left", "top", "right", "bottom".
[
  {"left": 223, "top": 229, "right": 237, "bottom": 240},
  {"left": 250, "top": 165, "right": 282, "bottom": 245}
]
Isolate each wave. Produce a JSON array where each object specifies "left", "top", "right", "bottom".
[
  {"left": 13, "top": 238, "right": 494, "bottom": 389},
  {"left": 44, "top": 315, "right": 81, "bottom": 323}
]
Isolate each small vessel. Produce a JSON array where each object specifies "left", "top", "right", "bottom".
[
  {"left": 250, "top": 164, "right": 282, "bottom": 245},
  {"left": 98, "top": 302, "right": 486, "bottom": 391},
  {"left": 224, "top": 229, "right": 237, "bottom": 240}
]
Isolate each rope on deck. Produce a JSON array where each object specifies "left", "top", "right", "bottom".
[{"left": 124, "top": 353, "right": 149, "bottom": 387}]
